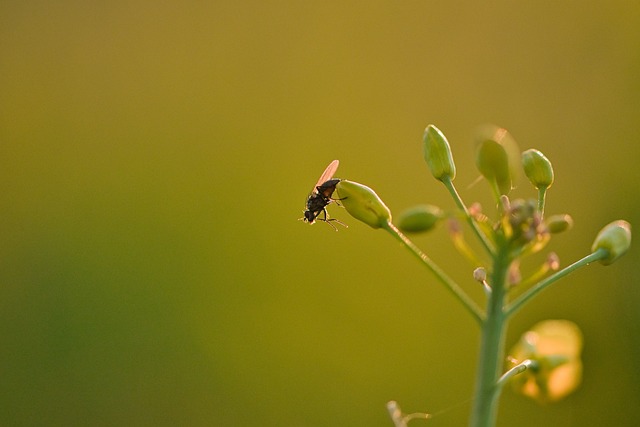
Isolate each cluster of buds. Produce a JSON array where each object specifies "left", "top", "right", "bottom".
[
  {"left": 500, "top": 197, "right": 548, "bottom": 254},
  {"left": 312, "top": 123, "right": 631, "bottom": 424},
  {"left": 334, "top": 123, "right": 630, "bottom": 270}
]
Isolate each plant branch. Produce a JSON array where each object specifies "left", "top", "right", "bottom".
[
  {"left": 382, "top": 221, "right": 484, "bottom": 324},
  {"left": 537, "top": 187, "right": 547, "bottom": 219},
  {"left": 505, "top": 249, "right": 608, "bottom": 318}
]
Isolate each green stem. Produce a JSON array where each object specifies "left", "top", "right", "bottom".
[
  {"left": 537, "top": 187, "right": 547, "bottom": 219},
  {"left": 382, "top": 221, "right": 484, "bottom": 324},
  {"left": 505, "top": 249, "right": 607, "bottom": 318},
  {"left": 441, "top": 177, "right": 495, "bottom": 256},
  {"left": 469, "top": 246, "right": 511, "bottom": 427}
]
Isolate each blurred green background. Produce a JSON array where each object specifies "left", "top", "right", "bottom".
[{"left": 1, "top": 1, "right": 639, "bottom": 426}]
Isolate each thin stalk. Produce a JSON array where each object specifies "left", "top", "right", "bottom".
[
  {"left": 537, "top": 187, "right": 547, "bottom": 218},
  {"left": 496, "top": 359, "right": 536, "bottom": 390},
  {"left": 441, "top": 176, "right": 495, "bottom": 256},
  {"left": 469, "top": 246, "right": 511, "bottom": 427},
  {"left": 505, "top": 249, "right": 607, "bottom": 318},
  {"left": 382, "top": 221, "right": 484, "bottom": 324}
]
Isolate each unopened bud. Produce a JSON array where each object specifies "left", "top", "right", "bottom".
[
  {"left": 545, "top": 214, "right": 573, "bottom": 234},
  {"left": 522, "top": 149, "right": 554, "bottom": 189},
  {"left": 335, "top": 180, "right": 392, "bottom": 229},
  {"left": 500, "top": 195, "right": 511, "bottom": 213},
  {"left": 387, "top": 401, "right": 402, "bottom": 425},
  {"left": 473, "top": 267, "right": 487, "bottom": 282},
  {"left": 591, "top": 220, "right": 632, "bottom": 265},
  {"left": 546, "top": 252, "right": 560, "bottom": 270},
  {"left": 423, "top": 124, "right": 456, "bottom": 181},
  {"left": 475, "top": 125, "right": 521, "bottom": 196},
  {"left": 397, "top": 204, "right": 444, "bottom": 233},
  {"left": 469, "top": 202, "right": 483, "bottom": 217},
  {"left": 509, "top": 261, "right": 522, "bottom": 286}
]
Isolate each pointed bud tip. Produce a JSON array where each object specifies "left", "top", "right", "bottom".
[{"left": 423, "top": 124, "right": 456, "bottom": 181}]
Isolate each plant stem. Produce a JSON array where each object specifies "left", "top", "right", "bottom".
[
  {"left": 382, "top": 221, "right": 484, "bottom": 324},
  {"left": 469, "top": 245, "right": 511, "bottom": 427},
  {"left": 537, "top": 187, "right": 547, "bottom": 218},
  {"left": 505, "top": 249, "right": 607, "bottom": 318},
  {"left": 441, "top": 177, "right": 495, "bottom": 256}
]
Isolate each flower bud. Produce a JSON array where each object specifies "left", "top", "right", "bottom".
[
  {"left": 423, "top": 124, "right": 456, "bottom": 181},
  {"left": 545, "top": 214, "right": 573, "bottom": 234},
  {"left": 504, "top": 198, "right": 540, "bottom": 244},
  {"left": 473, "top": 267, "right": 487, "bottom": 283},
  {"left": 397, "top": 204, "right": 444, "bottom": 233},
  {"left": 546, "top": 252, "right": 560, "bottom": 271},
  {"left": 522, "top": 149, "right": 554, "bottom": 189},
  {"left": 335, "top": 180, "right": 392, "bottom": 229},
  {"left": 475, "top": 125, "right": 521, "bottom": 196},
  {"left": 591, "top": 220, "right": 631, "bottom": 265}
]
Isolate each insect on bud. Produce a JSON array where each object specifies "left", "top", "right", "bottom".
[
  {"left": 335, "top": 180, "right": 392, "bottom": 229},
  {"left": 522, "top": 149, "right": 554, "bottom": 190},
  {"left": 397, "top": 204, "right": 444, "bottom": 233},
  {"left": 591, "top": 220, "right": 632, "bottom": 265},
  {"left": 423, "top": 124, "right": 456, "bottom": 181}
]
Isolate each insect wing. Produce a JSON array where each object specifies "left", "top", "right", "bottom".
[{"left": 313, "top": 160, "right": 339, "bottom": 191}]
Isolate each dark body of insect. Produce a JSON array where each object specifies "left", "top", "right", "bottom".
[
  {"left": 303, "top": 178, "right": 341, "bottom": 224},
  {"left": 301, "top": 159, "right": 346, "bottom": 230}
]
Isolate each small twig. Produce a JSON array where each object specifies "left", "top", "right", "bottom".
[
  {"left": 496, "top": 359, "right": 536, "bottom": 389},
  {"left": 505, "top": 249, "right": 608, "bottom": 318},
  {"left": 383, "top": 221, "right": 484, "bottom": 324}
]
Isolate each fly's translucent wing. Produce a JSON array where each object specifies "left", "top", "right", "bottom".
[{"left": 313, "top": 160, "right": 339, "bottom": 191}]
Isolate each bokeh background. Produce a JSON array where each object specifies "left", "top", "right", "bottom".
[{"left": 1, "top": 1, "right": 639, "bottom": 426}]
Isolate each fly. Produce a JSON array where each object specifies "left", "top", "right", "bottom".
[{"left": 301, "top": 160, "right": 347, "bottom": 230}]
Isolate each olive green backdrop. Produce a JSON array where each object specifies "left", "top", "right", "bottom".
[{"left": 1, "top": 1, "right": 639, "bottom": 426}]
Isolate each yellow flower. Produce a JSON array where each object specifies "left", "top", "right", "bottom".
[{"left": 508, "top": 320, "right": 583, "bottom": 403}]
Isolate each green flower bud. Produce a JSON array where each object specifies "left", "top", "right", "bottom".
[
  {"left": 545, "top": 214, "right": 573, "bottom": 234},
  {"left": 335, "top": 180, "right": 392, "bottom": 229},
  {"left": 591, "top": 220, "right": 631, "bottom": 265},
  {"left": 397, "top": 204, "right": 444, "bottom": 233},
  {"left": 475, "top": 125, "right": 521, "bottom": 196},
  {"left": 423, "top": 124, "right": 456, "bottom": 181},
  {"left": 522, "top": 149, "right": 554, "bottom": 189}
]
